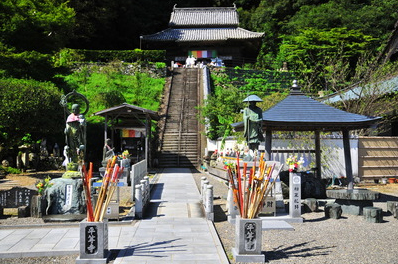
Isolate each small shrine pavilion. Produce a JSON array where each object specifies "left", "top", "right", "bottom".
[
  {"left": 94, "top": 103, "right": 159, "bottom": 165},
  {"left": 141, "top": 5, "right": 264, "bottom": 66},
  {"left": 232, "top": 81, "right": 381, "bottom": 189}
]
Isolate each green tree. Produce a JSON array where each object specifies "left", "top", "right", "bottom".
[
  {"left": 60, "top": 61, "right": 165, "bottom": 121},
  {"left": 278, "top": 27, "right": 376, "bottom": 93},
  {"left": 0, "top": 78, "right": 63, "bottom": 152},
  {"left": 0, "top": 0, "right": 75, "bottom": 53}
]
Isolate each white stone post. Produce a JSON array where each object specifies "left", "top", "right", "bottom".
[
  {"left": 289, "top": 172, "right": 301, "bottom": 218},
  {"left": 228, "top": 182, "right": 239, "bottom": 224},
  {"left": 140, "top": 180, "right": 147, "bottom": 206},
  {"left": 135, "top": 184, "right": 143, "bottom": 219},
  {"left": 202, "top": 180, "right": 209, "bottom": 203},
  {"left": 144, "top": 176, "right": 150, "bottom": 204},
  {"left": 205, "top": 185, "right": 214, "bottom": 221},
  {"left": 130, "top": 170, "right": 135, "bottom": 201}
]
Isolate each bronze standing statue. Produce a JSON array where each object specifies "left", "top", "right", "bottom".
[
  {"left": 60, "top": 91, "right": 89, "bottom": 167},
  {"left": 243, "top": 95, "right": 264, "bottom": 150}
]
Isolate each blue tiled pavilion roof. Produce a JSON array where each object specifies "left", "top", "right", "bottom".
[{"left": 232, "top": 82, "right": 381, "bottom": 132}]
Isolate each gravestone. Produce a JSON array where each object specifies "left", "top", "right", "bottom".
[{"left": 0, "top": 187, "right": 38, "bottom": 208}]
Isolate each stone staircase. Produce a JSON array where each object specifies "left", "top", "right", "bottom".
[{"left": 158, "top": 68, "right": 201, "bottom": 167}]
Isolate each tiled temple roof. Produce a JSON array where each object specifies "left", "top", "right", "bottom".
[
  {"left": 169, "top": 7, "right": 239, "bottom": 28},
  {"left": 142, "top": 5, "right": 264, "bottom": 43},
  {"left": 143, "top": 27, "right": 263, "bottom": 42},
  {"left": 232, "top": 81, "right": 381, "bottom": 132}
]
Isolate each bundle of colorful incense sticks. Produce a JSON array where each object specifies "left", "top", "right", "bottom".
[
  {"left": 227, "top": 153, "right": 283, "bottom": 219},
  {"left": 82, "top": 162, "right": 94, "bottom": 222},
  {"left": 81, "top": 156, "right": 124, "bottom": 222}
]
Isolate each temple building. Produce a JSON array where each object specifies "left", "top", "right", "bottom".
[{"left": 141, "top": 5, "right": 264, "bottom": 67}]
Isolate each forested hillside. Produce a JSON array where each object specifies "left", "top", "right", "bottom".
[{"left": 2, "top": 0, "right": 398, "bottom": 161}]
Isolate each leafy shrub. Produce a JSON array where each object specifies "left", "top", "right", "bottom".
[
  {"left": 0, "top": 78, "right": 63, "bottom": 149},
  {"left": 0, "top": 166, "right": 21, "bottom": 174},
  {"left": 0, "top": 51, "right": 54, "bottom": 81},
  {"left": 73, "top": 49, "right": 166, "bottom": 63}
]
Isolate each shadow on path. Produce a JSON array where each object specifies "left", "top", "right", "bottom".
[
  {"left": 119, "top": 239, "right": 186, "bottom": 258},
  {"left": 264, "top": 240, "right": 335, "bottom": 262}
]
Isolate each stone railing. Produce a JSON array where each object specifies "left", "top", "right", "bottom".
[
  {"left": 134, "top": 176, "right": 150, "bottom": 219},
  {"left": 200, "top": 176, "right": 214, "bottom": 221},
  {"left": 130, "top": 159, "right": 147, "bottom": 201}
]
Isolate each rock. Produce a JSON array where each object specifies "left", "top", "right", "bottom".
[
  {"left": 44, "top": 178, "right": 85, "bottom": 215},
  {"left": 280, "top": 171, "right": 326, "bottom": 199}
]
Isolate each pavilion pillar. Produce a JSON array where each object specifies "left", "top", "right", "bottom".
[
  {"left": 145, "top": 114, "right": 150, "bottom": 165},
  {"left": 104, "top": 116, "right": 108, "bottom": 145},
  {"left": 342, "top": 129, "right": 354, "bottom": 190},
  {"left": 265, "top": 129, "right": 272, "bottom": 161},
  {"left": 315, "top": 131, "right": 321, "bottom": 179}
]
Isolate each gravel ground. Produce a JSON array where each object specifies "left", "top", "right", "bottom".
[{"left": 191, "top": 169, "right": 398, "bottom": 264}]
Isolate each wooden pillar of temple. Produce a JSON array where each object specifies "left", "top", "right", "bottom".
[
  {"left": 315, "top": 130, "right": 321, "bottom": 180},
  {"left": 265, "top": 129, "right": 272, "bottom": 161},
  {"left": 342, "top": 129, "right": 354, "bottom": 190}
]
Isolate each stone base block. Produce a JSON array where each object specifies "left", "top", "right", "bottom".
[
  {"left": 234, "top": 217, "right": 262, "bottom": 255},
  {"left": 231, "top": 247, "right": 265, "bottom": 263},
  {"left": 75, "top": 255, "right": 109, "bottom": 264},
  {"left": 79, "top": 220, "right": 108, "bottom": 260},
  {"left": 386, "top": 201, "right": 398, "bottom": 217},
  {"left": 303, "top": 198, "right": 319, "bottom": 212},
  {"left": 324, "top": 203, "right": 342, "bottom": 219},
  {"left": 228, "top": 215, "right": 236, "bottom": 224},
  {"left": 363, "top": 207, "right": 383, "bottom": 223},
  {"left": 335, "top": 199, "right": 373, "bottom": 215},
  {"left": 18, "top": 206, "right": 29, "bottom": 218},
  {"left": 206, "top": 212, "right": 214, "bottom": 221}
]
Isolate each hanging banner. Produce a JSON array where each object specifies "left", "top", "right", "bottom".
[
  {"left": 121, "top": 129, "right": 141, "bottom": 138},
  {"left": 188, "top": 50, "right": 217, "bottom": 58}
]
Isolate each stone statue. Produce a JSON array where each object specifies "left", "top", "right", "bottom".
[
  {"left": 65, "top": 104, "right": 86, "bottom": 163},
  {"left": 243, "top": 95, "right": 264, "bottom": 150},
  {"left": 102, "top": 138, "right": 114, "bottom": 166}
]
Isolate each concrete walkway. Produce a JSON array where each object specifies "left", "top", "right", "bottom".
[
  {"left": 0, "top": 168, "right": 229, "bottom": 264},
  {"left": 114, "top": 167, "right": 228, "bottom": 264}
]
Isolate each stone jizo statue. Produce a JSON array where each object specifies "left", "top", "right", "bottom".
[
  {"left": 65, "top": 104, "right": 86, "bottom": 163},
  {"left": 243, "top": 95, "right": 264, "bottom": 150}
]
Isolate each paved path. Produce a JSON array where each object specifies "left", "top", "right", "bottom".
[
  {"left": 0, "top": 168, "right": 229, "bottom": 264},
  {"left": 114, "top": 167, "right": 228, "bottom": 264}
]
